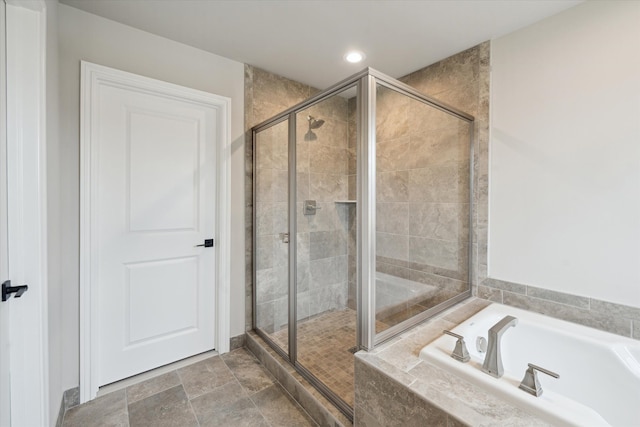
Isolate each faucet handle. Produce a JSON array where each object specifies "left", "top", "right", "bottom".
[
  {"left": 519, "top": 363, "right": 560, "bottom": 397},
  {"left": 443, "top": 330, "right": 470, "bottom": 363}
]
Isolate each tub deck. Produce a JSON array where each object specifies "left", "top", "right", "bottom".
[
  {"left": 355, "top": 298, "right": 552, "bottom": 426},
  {"left": 420, "top": 304, "right": 640, "bottom": 426},
  {"left": 356, "top": 298, "right": 640, "bottom": 426}
]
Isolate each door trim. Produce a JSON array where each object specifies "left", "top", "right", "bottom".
[
  {"left": 4, "top": 0, "right": 50, "bottom": 424},
  {"left": 79, "top": 62, "right": 231, "bottom": 403}
]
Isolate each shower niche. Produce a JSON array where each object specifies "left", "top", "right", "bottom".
[{"left": 252, "top": 68, "right": 473, "bottom": 418}]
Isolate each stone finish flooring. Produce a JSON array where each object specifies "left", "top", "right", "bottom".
[{"left": 62, "top": 348, "right": 317, "bottom": 427}]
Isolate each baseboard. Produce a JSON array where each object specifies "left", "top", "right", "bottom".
[
  {"left": 55, "top": 386, "right": 80, "bottom": 427},
  {"left": 230, "top": 333, "right": 246, "bottom": 350}
]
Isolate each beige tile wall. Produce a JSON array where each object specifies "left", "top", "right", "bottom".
[
  {"left": 374, "top": 85, "right": 472, "bottom": 288},
  {"left": 246, "top": 66, "right": 314, "bottom": 332},
  {"left": 246, "top": 41, "right": 640, "bottom": 341},
  {"left": 296, "top": 95, "right": 351, "bottom": 321},
  {"left": 247, "top": 67, "right": 352, "bottom": 334}
]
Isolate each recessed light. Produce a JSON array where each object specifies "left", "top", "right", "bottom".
[{"left": 344, "top": 51, "right": 365, "bottom": 63}]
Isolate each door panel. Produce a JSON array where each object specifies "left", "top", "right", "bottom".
[
  {"left": 126, "top": 257, "right": 198, "bottom": 344},
  {"left": 128, "top": 110, "right": 199, "bottom": 232},
  {"left": 96, "top": 81, "right": 217, "bottom": 385},
  {"left": 294, "top": 89, "right": 357, "bottom": 409},
  {"left": 254, "top": 119, "right": 290, "bottom": 352}
]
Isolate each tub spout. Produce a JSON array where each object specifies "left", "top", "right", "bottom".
[{"left": 481, "top": 315, "right": 518, "bottom": 378}]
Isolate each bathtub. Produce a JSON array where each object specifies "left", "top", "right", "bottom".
[{"left": 419, "top": 304, "right": 640, "bottom": 426}]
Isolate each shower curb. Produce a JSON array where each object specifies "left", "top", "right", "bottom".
[{"left": 246, "top": 331, "right": 352, "bottom": 427}]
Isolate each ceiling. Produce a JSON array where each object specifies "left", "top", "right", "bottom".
[{"left": 59, "top": 0, "right": 582, "bottom": 90}]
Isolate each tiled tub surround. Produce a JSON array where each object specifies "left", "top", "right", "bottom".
[
  {"left": 477, "top": 278, "right": 640, "bottom": 340},
  {"left": 354, "top": 298, "right": 553, "bottom": 426}
]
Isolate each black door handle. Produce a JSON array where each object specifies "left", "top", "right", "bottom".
[
  {"left": 195, "top": 238, "right": 214, "bottom": 248},
  {"left": 2, "top": 280, "right": 28, "bottom": 302}
]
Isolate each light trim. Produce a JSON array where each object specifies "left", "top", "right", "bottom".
[{"left": 344, "top": 50, "right": 365, "bottom": 63}]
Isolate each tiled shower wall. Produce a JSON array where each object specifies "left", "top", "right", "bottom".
[
  {"left": 247, "top": 67, "right": 352, "bottom": 334},
  {"left": 295, "top": 96, "right": 351, "bottom": 321},
  {"left": 254, "top": 121, "right": 289, "bottom": 333},
  {"left": 397, "top": 44, "right": 488, "bottom": 299},
  {"left": 246, "top": 66, "right": 314, "bottom": 332},
  {"left": 246, "top": 42, "right": 640, "bottom": 340},
  {"left": 343, "top": 48, "right": 481, "bottom": 318},
  {"left": 373, "top": 85, "right": 472, "bottom": 303}
]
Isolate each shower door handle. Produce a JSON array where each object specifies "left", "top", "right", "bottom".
[{"left": 279, "top": 232, "right": 289, "bottom": 244}]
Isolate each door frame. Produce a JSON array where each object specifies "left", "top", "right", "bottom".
[
  {"left": 79, "top": 61, "right": 231, "bottom": 403},
  {"left": 3, "top": 0, "right": 50, "bottom": 425}
]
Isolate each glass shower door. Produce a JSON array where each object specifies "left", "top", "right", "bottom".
[
  {"left": 374, "top": 83, "right": 472, "bottom": 333},
  {"left": 254, "top": 118, "right": 290, "bottom": 353},
  {"left": 294, "top": 87, "right": 357, "bottom": 410},
  {"left": 252, "top": 68, "right": 475, "bottom": 421}
]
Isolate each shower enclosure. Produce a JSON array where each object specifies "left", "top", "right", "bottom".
[{"left": 253, "top": 68, "right": 473, "bottom": 417}]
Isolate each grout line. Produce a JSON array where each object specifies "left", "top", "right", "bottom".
[
  {"left": 124, "top": 403, "right": 130, "bottom": 427},
  {"left": 185, "top": 393, "right": 202, "bottom": 427},
  {"left": 221, "top": 349, "right": 256, "bottom": 397},
  {"left": 246, "top": 386, "right": 273, "bottom": 426}
]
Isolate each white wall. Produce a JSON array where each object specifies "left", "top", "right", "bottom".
[
  {"left": 489, "top": 1, "right": 640, "bottom": 307},
  {"left": 57, "top": 3, "right": 245, "bottom": 394}
]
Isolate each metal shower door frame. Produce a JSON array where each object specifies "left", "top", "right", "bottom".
[{"left": 252, "top": 67, "right": 475, "bottom": 419}]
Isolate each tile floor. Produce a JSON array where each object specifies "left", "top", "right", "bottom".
[
  {"left": 277, "top": 309, "right": 357, "bottom": 407},
  {"left": 62, "top": 348, "right": 317, "bottom": 427},
  {"left": 269, "top": 308, "right": 387, "bottom": 408}
]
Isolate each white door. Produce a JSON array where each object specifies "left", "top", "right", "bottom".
[
  {"left": 1, "top": 4, "right": 11, "bottom": 425},
  {"left": 2, "top": 1, "right": 49, "bottom": 425},
  {"left": 87, "top": 64, "right": 219, "bottom": 386}
]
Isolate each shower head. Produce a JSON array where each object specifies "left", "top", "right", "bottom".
[
  {"left": 305, "top": 115, "right": 324, "bottom": 141},
  {"left": 307, "top": 115, "right": 325, "bottom": 129},
  {"left": 304, "top": 130, "right": 317, "bottom": 141}
]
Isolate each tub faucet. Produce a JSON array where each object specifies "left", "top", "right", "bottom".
[{"left": 481, "top": 315, "right": 518, "bottom": 378}]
